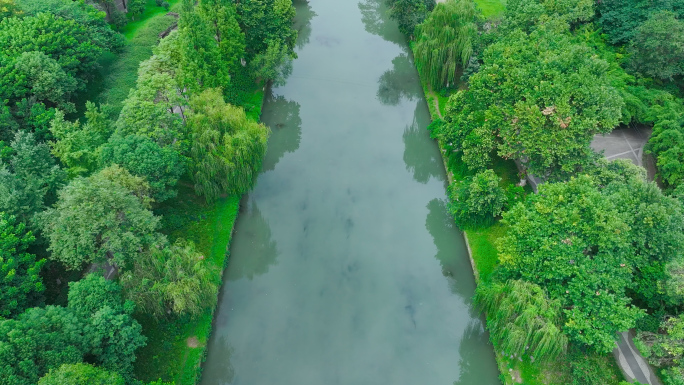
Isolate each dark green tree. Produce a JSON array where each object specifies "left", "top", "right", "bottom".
[
  {"left": 100, "top": 134, "right": 185, "bottom": 202},
  {"left": 598, "top": 0, "right": 684, "bottom": 45},
  {"left": 499, "top": 176, "right": 641, "bottom": 353},
  {"left": 629, "top": 11, "right": 684, "bottom": 81},
  {"left": 387, "top": 0, "right": 435, "bottom": 37},
  {"left": 0, "top": 213, "right": 44, "bottom": 318},
  {"left": 436, "top": 27, "right": 623, "bottom": 180},
  {"left": 0, "top": 306, "right": 88, "bottom": 385},
  {"left": 448, "top": 169, "right": 506, "bottom": 228},
  {"left": 68, "top": 275, "right": 146, "bottom": 377}
]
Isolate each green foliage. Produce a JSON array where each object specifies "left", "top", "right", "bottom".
[
  {"left": 0, "top": 13, "right": 108, "bottom": 88},
  {"left": 568, "top": 345, "right": 624, "bottom": 385},
  {"left": 448, "top": 169, "right": 507, "bottom": 228},
  {"left": 176, "top": 0, "right": 230, "bottom": 92},
  {"left": 413, "top": 0, "right": 478, "bottom": 89},
  {"left": 38, "top": 363, "right": 125, "bottom": 385},
  {"left": 437, "top": 27, "right": 623, "bottom": 180},
  {"left": 387, "top": 0, "right": 435, "bottom": 37},
  {"left": 0, "top": 131, "right": 65, "bottom": 226},
  {"left": 644, "top": 91, "right": 684, "bottom": 189},
  {"left": 49, "top": 102, "right": 115, "bottom": 176},
  {"left": 186, "top": 88, "right": 269, "bottom": 202},
  {"left": 597, "top": 0, "right": 684, "bottom": 45},
  {"left": 476, "top": 279, "right": 567, "bottom": 361},
  {"left": 629, "top": 11, "right": 684, "bottom": 81},
  {"left": 68, "top": 275, "right": 146, "bottom": 377},
  {"left": 120, "top": 239, "right": 219, "bottom": 318},
  {"left": 37, "top": 166, "right": 161, "bottom": 271},
  {"left": 0, "top": 0, "right": 21, "bottom": 21},
  {"left": 235, "top": 0, "right": 297, "bottom": 82},
  {"left": 100, "top": 134, "right": 185, "bottom": 202},
  {"left": 128, "top": 0, "right": 147, "bottom": 17},
  {"left": 0, "top": 306, "right": 88, "bottom": 385},
  {"left": 637, "top": 315, "right": 684, "bottom": 368},
  {"left": 605, "top": 179, "right": 684, "bottom": 309},
  {"left": 0, "top": 212, "right": 44, "bottom": 318},
  {"left": 499, "top": 176, "right": 641, "bottom": 353},
  {"left": 198, "top": 0, "right": 246, "bottom": 74},
  {"left": 503, "top": 0, "right": 594, "bottom": 32}
]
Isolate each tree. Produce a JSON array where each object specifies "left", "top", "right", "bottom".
[
  {"left": 38, "top": 363, "right": 124, "bottom": 385},
  {"left": 0, "top": 0, "right": 21, "bottom": 21},
  {"left": 0, "top": 131, "right": 65, "bottom": 227},
  {"left": 435, "top": 27, "right": 623, "bottom": 180},
  {"left": 68, "top": 275, "right": 146, "bottom": 377},
  {"left": 475, "top": 280, "right": 567, "bottom": 361},
  {"left": 498, "top": 176, "right": 641, "bottom": 353},
  {"left": 127, "top": 0, "right": 146, "bottom": 18},
  {"left": 120, "top": 239, "right": 219, "bottom": 318},
  {"left": 100, "top": 134, "right": 185, "bottom": 202},
  {"left": 598, "top": 0, "right": 684, "bottom": 45},
  {"left": 637, "top": 315, "right": 684, "bottom": 368},
  {"left": 0, "top": 306, "right": 88, "bottom": 385},
  {"left": 448, "top": 169, "right": 506, "bottom": 228},
  {"left": 37, "top": 166, "right": 161, "bottom": 271},
  {"left": 387, "top": 0, "right": 435, "bottom": 37},
  {"left": 50, "top": 102, "right": 115, "bottom": 176},
  {"left": 0, "top": 13, "right": 108, "bottom": 87},
  {"left": 413, "top": 0, "right": 478, "bottom": 89},
  {"left": 503, "top": 0, "right": 594, "bottom": 32},
  {"left": 0, "top": 51, "right": 78, "bottom": 112},
  {"left": 176, "top": 0, "right": 230, "bottom": 92},
  {"left": 629, "top": 11, "right": 684, "bottom": 81},
  {"left": 0, "top": 213, "right": 44, "bottom": 318},
  {"left": 606, "top": 179, "right": 684, "bottom": 309},
  {"left": 198, "top": 0, "right": 246, "bottom": 74},
  {"left": 185, "top": 88, "right": 269, "bottom": 202}
]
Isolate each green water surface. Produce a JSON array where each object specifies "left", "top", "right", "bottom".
[{"left": 200, "top": 0, "right": 501, "bottom": 383}]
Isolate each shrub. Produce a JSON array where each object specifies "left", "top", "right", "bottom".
[{"left": 448, "top": 169, "right": 506, "bottom": 228}]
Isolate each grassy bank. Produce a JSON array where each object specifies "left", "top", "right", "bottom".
[{"left": 74, "top": 0, "right": 181, "bottom": 116}]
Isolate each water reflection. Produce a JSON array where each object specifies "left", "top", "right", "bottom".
[
  {"left": 358, "top": 0, "right": 406, "bottom": 46},
  {"left": 425, "top": 199, "right": 476, "bottom": 303},
  {"left": 453, "top": 321, "right": 496, "bottom": 385},
  {"left": 201, "top": 337, "right": 235, "bottom": 385},
  {"left": 293, "top": 0, "right": 317, "bottom": 49},
  {"left": 403, "top": 102, "right": 443, "bottom": 183},
  {"left": 377, "top": 53, "right": 424, "bottom": 105},
  {"left": 260, "top": 91, "right": 302, "bottom": 171},
  {"left": 226, "top": 199, "right": 279, "bottom": 281}
]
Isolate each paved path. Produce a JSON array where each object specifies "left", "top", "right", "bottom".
[
  {"left": 614, "top": 331, "right": 662, "bottom": 385},
  {"left": 591, "top": 126, "right": 651, "bottom": 168}
]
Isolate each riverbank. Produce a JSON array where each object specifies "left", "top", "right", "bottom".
[{"left": 410, "top": 33, "right": 626, "bottom": 385}]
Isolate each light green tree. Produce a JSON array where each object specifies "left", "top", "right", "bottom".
[
  {"left": 448, "top": 169, "right": 506, "bottom": 228},
  {"left": 413, "top": 0, "right": 478, "bottom": 89},
  {"left": 38, "top": 363, "right": 124, "bottom": 385},
  {"left": 185, "top": 88, "right": 269, "bottom": 202}
]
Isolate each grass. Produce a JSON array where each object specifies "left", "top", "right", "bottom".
[
  {"left": 72, "top": 0, "right": 181, "bottom": 117},
  {"left": 475, "top": 0, "right": 507, "bottom": 18}
]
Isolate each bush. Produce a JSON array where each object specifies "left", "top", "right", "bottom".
[
  {"left": 448, "top": 169, "right": 506, "bottom": 228},
  {"left": 569, "top": 346, "right": 622, "bottom": 385}
]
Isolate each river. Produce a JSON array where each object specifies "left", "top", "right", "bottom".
[{"left": 199, "top": 0, "right": 500, "bottom": 383}]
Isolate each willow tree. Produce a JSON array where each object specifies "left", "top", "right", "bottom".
[
  {"left": 185, "top": 88, "right": 269, "bottom": 202},
  {"left": 476, "top": 280, "right": 568, "bottom": 361},
  {"left": 120, "top": 239, "right": 219, "bottom": 318},
  {"left": 413, "top": 0, "right": 478, "bottom": 89}
]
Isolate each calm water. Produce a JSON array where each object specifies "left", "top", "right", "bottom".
[{"left": 199, "top": 0, "right": 500, "bottom": 383}]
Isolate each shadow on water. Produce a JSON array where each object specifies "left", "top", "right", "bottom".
[
  {"left": 403, "top": 101, "right": 444, "bottom": 183},
  {"left": 453, "top": 321, "right": 497, "bottom": 385},
  {"left": 200, "top": 336, "right": 235, "bottom": 385},
  {"left": 376, "top": 53, "right": 424, "bottom": 105},
  {"left": 260, "top": 90, "right": 302, "bottom": 171},
  {"left": 425, "top": 198, "right": 478, "bottom": 307},
  {"left": 358, "top": 0, "right": 406, "bottom": 46},
  {"left": 226, "top": 199, "right": 279, "bottom": 281},
  {"left": 293, "top": 0, "right": 317, "bottom": 49}
]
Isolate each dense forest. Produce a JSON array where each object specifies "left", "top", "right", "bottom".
[
  {"left": 386, "top": 0, "right": 684, "bottom": 383},
  {"left": 0, "top": 0, "right": 297, "bottom": 383}
]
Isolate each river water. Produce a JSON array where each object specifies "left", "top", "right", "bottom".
[{"left": 199, "top": 0, "right": 500, "bottom": 384}]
